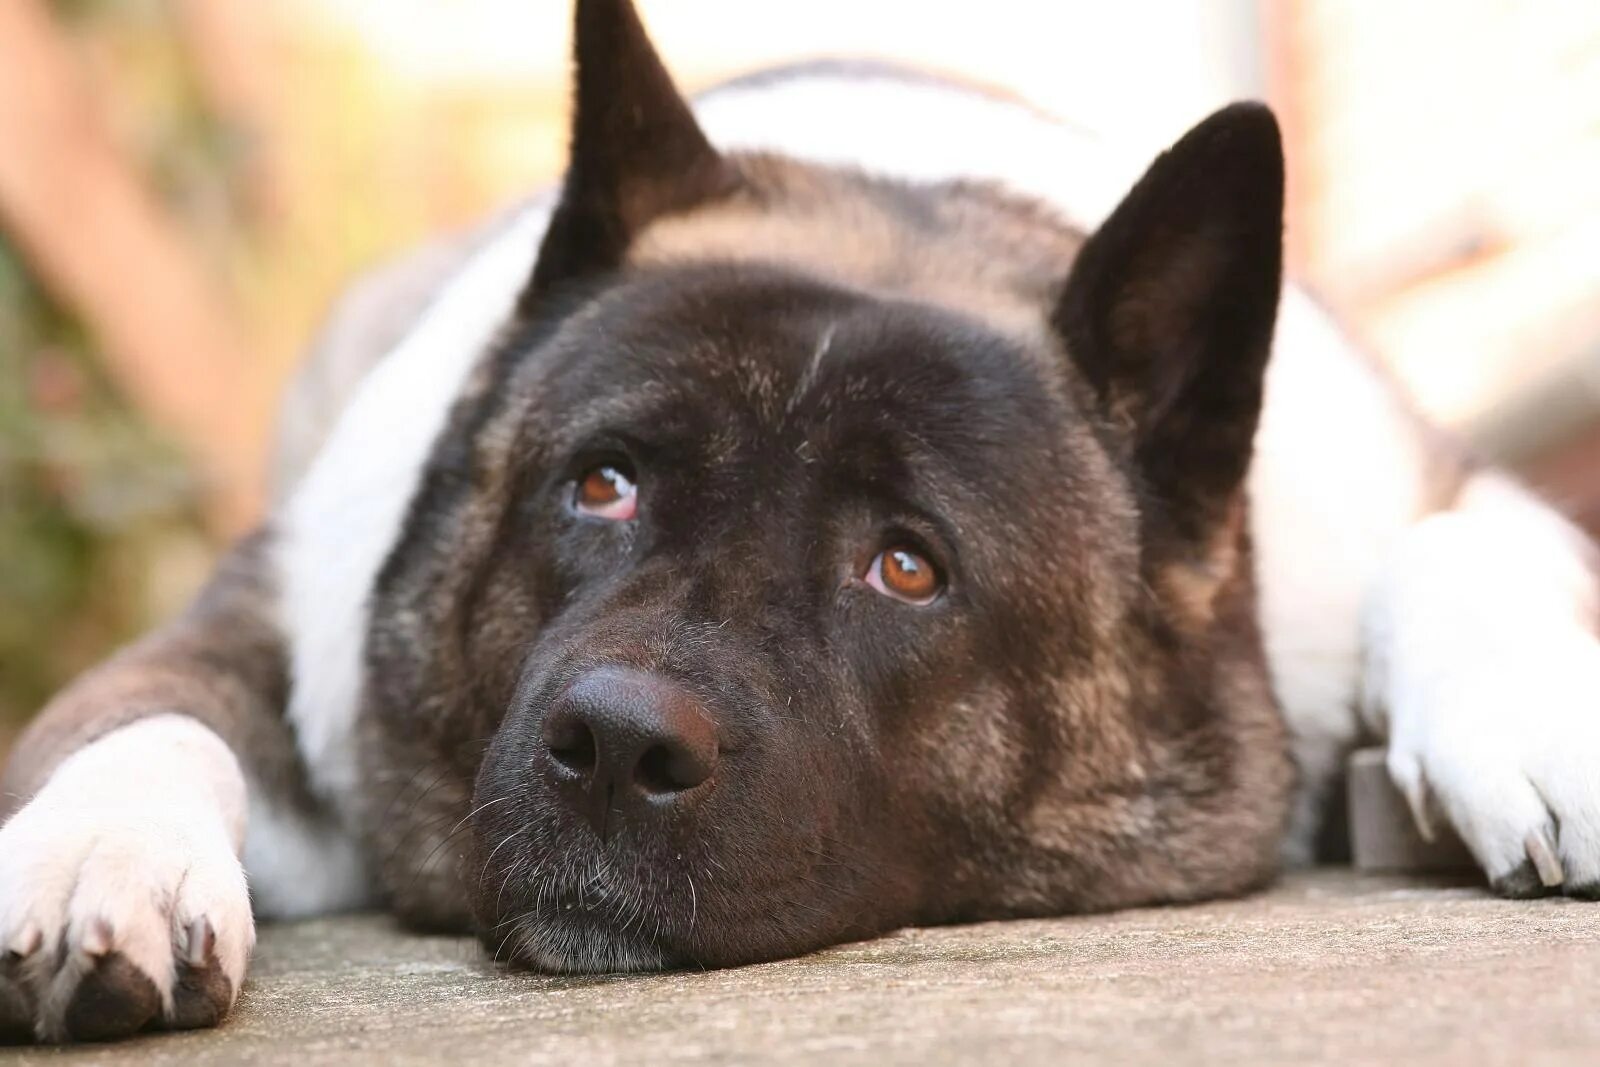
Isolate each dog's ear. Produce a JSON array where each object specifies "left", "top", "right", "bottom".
[
  {"left": 524, "top": 0, "right": 735, "bottom": 304},
  {"left": 1054, "top": 104, "right": 1284, "bottom": 586}
]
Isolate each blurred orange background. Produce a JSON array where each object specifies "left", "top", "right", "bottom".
[{"left": 2, "top": 0, "right": 1598, "bottom": 743}]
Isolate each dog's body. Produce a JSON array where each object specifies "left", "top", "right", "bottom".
[{"left": 4, "top": 2, "right": 1600, "bottom": 1044}]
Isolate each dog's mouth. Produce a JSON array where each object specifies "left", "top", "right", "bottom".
[
  {"left": 494, "top": 909, "right": 670, "bottom": 974},
  {"left": 477, "top": 843, "right": 911, "bottom": 974},
  {"left": 482, "top": 874, "right": 675, "bottom": 974},
  {"left": 472, "top": 824, "right": 897, "bottom": 973}
]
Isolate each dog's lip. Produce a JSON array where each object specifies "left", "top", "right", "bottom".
[
  {"left": 487, "top": 865, "right": 667, "bottom": 940},
  {"left": 494, "top": 900, "right": 674, "bottom": 973}
]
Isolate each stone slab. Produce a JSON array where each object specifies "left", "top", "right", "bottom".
[
  {"left": 7, "top": 870, "right": 1596, "bottom": 1066},
  {"left": 1347, "top": 747, "right": 1476, "bottom": 872}
]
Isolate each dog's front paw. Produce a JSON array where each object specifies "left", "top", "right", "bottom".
[
  {"left": 1379, "top": 628, "right": 1600, "bottom": 900},
  {"left": 0, "top": 797, "right": 253, "bottom": 1042},
  {"left": 0, "top": 716, "right": 254, "bottom": 1042}
]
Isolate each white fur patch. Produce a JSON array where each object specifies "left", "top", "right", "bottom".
[
  {"left": 1361, "top": 474, "right": 1600, "bottom": 887},
  {"left": 0, "top": 715, "right": 253, "bottom": 1040},
  {"left": 1247, "top": 292, "right": 1438, "bottom": 858},
  {"left": 697, "top": 72, "right": 1145, "bottom": 233},
  {"left": 276, "top": 199, "right": 551, "bottom": 807},
  {"left": 241, "top": 796, "right": 371, "bottom": 919}
]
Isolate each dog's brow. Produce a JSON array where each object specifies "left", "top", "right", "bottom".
[
  {"left": 787, "top": 322, "right": 838, "bottom": 413},
  {"left": 551, "top": 383, "right": 674, "bottom": 452}
]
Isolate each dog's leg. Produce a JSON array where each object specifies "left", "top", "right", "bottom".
[
  {"left": 0, "top": 535, "right": 337, "bottom": 1042},
  {"left": 1362, "top": 473, "right": 1600, "bottom": 897}
]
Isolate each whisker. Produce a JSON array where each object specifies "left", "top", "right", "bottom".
[
  {"left": 410, "top": 792, "right": 522, "bottom": 887},
  {"left": 378, "top": 766, "right": 454, "bottom": 870},
  {"left": 479, "top": 827, "right": 526, "bottom": 889},
  {"left": 495, "top": 852, "right": 531, "bottom": 917},
  {"left": 447, "top": 793, "right": 519, "bottom": 847}
]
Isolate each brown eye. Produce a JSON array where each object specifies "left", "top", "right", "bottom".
[
  {"left": 574, "top": 461, "right": 637, "bottom": 520},
  {"left": 865, "top": 546, "right": 943, "bottom": 605}
]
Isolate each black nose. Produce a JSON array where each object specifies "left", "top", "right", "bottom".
[{"left": 540, "top": 668, "right": 720, "bottom": 834}]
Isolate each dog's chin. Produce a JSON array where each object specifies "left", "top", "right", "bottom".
[
  {"left": 479, "top": 868, "right": 689, "bottom": 973},
  {"left": 495, "top": 912, "right": 669, "bottom": 974},
  {"left": 477, "top": 865, "right": 841, "bottom": 973}
]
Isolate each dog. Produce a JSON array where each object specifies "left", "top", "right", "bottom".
[{"left": 3, "top": 0, "right": 1598, "bottom": 1044}]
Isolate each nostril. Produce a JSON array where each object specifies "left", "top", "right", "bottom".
[
  {"left": 635, "top": 738, "right": 717, "bottom": 795},
  {"left": 540, "top": 668, "right": 723, "bottom": 809},
  {"left": 543, "top": 716, "right": 597, "bottom": 778}
]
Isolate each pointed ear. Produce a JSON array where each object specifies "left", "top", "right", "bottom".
[
  {"left": 1054, "top": 103, "right": 1284, "bottom": 566},
  {"left": 524, "top": 0, "right": 736, "bottom": 302}
]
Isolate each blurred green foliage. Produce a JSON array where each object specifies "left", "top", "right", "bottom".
[
  {"left": 0, "top": 237, "right": 209, "bottom": 732},
  {"left": 0, "top": 0, "right": 224, "bottom": 737}
]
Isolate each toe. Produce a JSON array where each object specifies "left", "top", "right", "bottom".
[
  {"left": 1428, "top": 763, "right": 1560, "bottom": 891},
  {"left": 164, "top": 920, "right": 233, "bottom": 1031},
  {"left": 1564, "top": 879, "right": 1600, "bottom": 900},
  {"left": 167, "top": 849, "right": 253, "bottom": 1017},
  {"left": 1533, "top": 762, "right": 1600, "bottom": 896},
  {"left": 60, "top": 952, "right": 161, "bottom": 1043},
  {"left": 0, "top": 957, "right": 35, "bottom": 1044},
  {"left": 1489, "top": 859, "right": 1554, "bottom": 899},
  {"left": 166, "top": 961, "right": 233, "bottom": 1031}
]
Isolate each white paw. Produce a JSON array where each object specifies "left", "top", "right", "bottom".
[
  {"left": 1364, "top": 484, "right": 1600, "bottom": 898},
  {"left": 0, "top": 715, "right": 254, "bottom": 1042},
  {"left": 1380, "top": 628, "right": 1600, "bottom": 898}
]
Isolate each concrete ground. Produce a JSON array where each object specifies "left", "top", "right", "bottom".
[{"left": 8, "top": 870, "right": 1597, "bottom": 1066}]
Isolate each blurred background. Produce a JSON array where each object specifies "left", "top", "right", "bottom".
[{"left": 2, "top": 0, "right": 1598, "bottom": 750}]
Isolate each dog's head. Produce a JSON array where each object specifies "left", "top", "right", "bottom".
[{"left": 366, "top": 0, "right": 1293, "bottom": 969}]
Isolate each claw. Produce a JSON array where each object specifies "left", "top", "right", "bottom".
[
  {"left": 1526, "top": 828, "right": 1565, "bottom": 888},
  {"left": 181, "top": 918, "right": 215, "bottom": 969},
  {"left": 1401, "top": 767, "right": 1440, "bottom": 844}
]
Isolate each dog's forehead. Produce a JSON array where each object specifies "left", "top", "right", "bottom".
[{"left": 537, "top": 263, "right": 1070, "bottom": 467}]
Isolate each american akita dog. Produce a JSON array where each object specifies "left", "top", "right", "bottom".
[{"left": 3, "top": 0, "right": 1598, "bottom": 1044}]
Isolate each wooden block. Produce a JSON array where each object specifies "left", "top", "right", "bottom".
[{"left": 1346, "top": 747, "right": 1475, "bottom": 872}]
